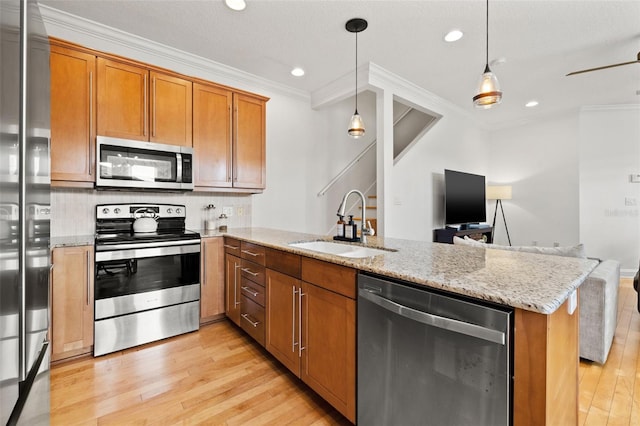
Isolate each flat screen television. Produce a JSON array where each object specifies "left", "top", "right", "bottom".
[{"left": 444, "top": 169, "right": 486, "bottom": 226}]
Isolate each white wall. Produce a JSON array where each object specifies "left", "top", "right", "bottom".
[
  {"left": 579, "top": 105, "right": 640, "bottom": 276},
  {"left": 488, "top": 113, "right": 581, "bottom": 247},
  {"left": 387, "top": 105, "right": 489, "bottom": 241}
]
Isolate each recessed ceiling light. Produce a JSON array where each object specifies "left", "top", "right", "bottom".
[
  {"left": 291, "top": 67, "right": 305, "bottom": 77},
  {"left": 225, "top": 0, "right": 246, "bottom": 11},
  {"left": 525, "top": 100, "right": 539, "bottom": 108},
  {"left": 444, "top": 29, "right": 463, "bottom": 42}
]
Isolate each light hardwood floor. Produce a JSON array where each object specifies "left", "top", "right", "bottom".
[
  {"left": 579, "top": 277, "right": 639, "bottom": 426},
  {"left": 51, "top": 279, "right": 639, "bottom": 425}
]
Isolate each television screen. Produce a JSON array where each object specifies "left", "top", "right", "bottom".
[{"left": 444, "top": 169, "right": 486, "bottom": 225}]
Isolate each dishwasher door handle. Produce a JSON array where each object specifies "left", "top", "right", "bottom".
[{"left": 359, "top": 289, "right": 506, "bottom": 345}]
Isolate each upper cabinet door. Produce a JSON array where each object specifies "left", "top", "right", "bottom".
[
  {"left": 233, "top": 93, "right": 266, "bottom": 189},
  {"left": 150, "top": 71, "right": 192, "bottom": 147},
  {"left": 97, "top": 58, "right": 148, "bottom": 141},
  {"left": 193, "top": 83, "right": 233, "bottom": 187},
  {"left": 50, "top": 45, "right": 96, "bottom": 184}
]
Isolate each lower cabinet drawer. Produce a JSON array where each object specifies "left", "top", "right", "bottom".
[
  {"left": 241, "top": 276, "right": 265, "bottom": 306},
  {"left": 240, "top": 295, "right": 265, "bottom": 346}
]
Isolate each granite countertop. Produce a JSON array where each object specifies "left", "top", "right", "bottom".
[{"left": 223, "top": 227, "right": 598, "bottom": 315}]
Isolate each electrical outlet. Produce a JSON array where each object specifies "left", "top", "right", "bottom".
[
  {"left": 625, "top": 197, "right": 637, "bottom": 206},
  {"left": 553, "top": 242, "right": 560, "bottom": 247},
  {"left": 532, "top": 241, "right": 538, "bottom": 246},
  {"left": 222, "top": 206, "right": 233, "bottom": 217},
  {"left": 237, "top": 206, "right": 244, "bottom": 216}
]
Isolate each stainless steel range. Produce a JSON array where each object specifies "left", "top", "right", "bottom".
[{"left": 94, "top": 203, "right": 201, "bottom": 356}]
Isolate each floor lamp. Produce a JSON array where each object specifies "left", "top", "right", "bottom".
[{"left": 487, "top": 185, "right": 512, "bottom": 246}]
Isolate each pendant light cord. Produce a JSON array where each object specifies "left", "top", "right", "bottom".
[
  {"left": 355, "top": 29, "right": 358, "bottom": 112},
  {"left": 485, "top": 0, "right": 489, "bottom": 65}
]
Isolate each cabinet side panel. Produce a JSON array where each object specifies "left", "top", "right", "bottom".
[{"left": 513, "top": 308, "right": 547, "bottom": 426}]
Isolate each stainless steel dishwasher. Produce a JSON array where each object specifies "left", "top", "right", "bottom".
[{"left": 358, "top": 273, "right": 513, "bottom": 425}]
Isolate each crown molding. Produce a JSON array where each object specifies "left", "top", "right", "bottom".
[
  {"left": 39, "top": 4, "right": 309, "bottom": 101},
  {"left": 581, "top": 104, "right": 640, "bottom": 113}
]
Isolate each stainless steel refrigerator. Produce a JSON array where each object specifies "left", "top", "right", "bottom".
[{"left": 1, "top": 0, "right": 50, "bottom": 424}]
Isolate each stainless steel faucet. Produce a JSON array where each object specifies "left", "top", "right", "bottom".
[{"left": 337, "top": 189, "right": 374, "bottom": 243}]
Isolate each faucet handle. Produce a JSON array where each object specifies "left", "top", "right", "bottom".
[{"left": 364, "top": 220, "right": 375, "bottom": 236}]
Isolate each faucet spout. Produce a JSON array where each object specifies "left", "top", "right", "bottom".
[{"left": 337, "top": 189, "right": 373, "bottom": 243}]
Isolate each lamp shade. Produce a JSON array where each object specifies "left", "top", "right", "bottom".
[
  {"left": 473, "top": 65, "right": 502, "bottom": 109},
  {"left": 348, "top": 111, "right": 365, "bottom": 138},
  {"left": 486, "top": 185, "right": 512, "bottom": 200}
]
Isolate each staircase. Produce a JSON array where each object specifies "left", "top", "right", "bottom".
[{"left": 320, "top": 101, "right": 440, "bottom": 236}]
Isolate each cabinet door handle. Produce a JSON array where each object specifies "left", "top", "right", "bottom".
[
  {"left": 89, "top": 70, "right": 93, "bottom": 175},
  {"left": 223, "top": 244, "right": 239, "bottom": 250},
  {"left": 143, "top": 73, "right": 148, "bottom": 137},
  {"left": 86, "top": 250, "right": 90, "bottom": 306},
  {"left": 234, "top": 263, "right": 241, "bottom": 306},
  {"left": 241, "top": 267, "right": 258, "bottom": 277},
  {"left": 292, "top": 286, "right": 298, "bottom": 353},
  {"left": 298, "top": 287, "right": 305, "bottom": 357},
  {"left": 241, "top": 313, "right": 259, "bottom": 328},
  {"left": 241, "top": 286, "right": 259, "bottom": 297}
]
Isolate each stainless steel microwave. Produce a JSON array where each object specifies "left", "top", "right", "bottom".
[{"left": 96, "top": 136, "right": 194, "bottom": 191}]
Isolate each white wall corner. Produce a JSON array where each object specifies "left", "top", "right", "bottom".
[{"left": 310, "top": 64, "right": 375, "bottom": 110}]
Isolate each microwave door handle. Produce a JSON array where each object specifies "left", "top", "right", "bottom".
[
  {"left": 358, "top": 289, "right": 506, "bottom": 345},
  {"left": 176, "top": 153, "right": 183, "bottom": 183}
]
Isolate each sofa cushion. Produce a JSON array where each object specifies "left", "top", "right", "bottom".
[{"left": 452, "top": 236, "right": 587, "bottom": 258}]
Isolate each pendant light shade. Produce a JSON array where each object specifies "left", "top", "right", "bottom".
[
  {"left": 348, "top": 110, "right": 365, "bottom": 138},
  {"left": 473, "top": 0, "right": 502, "bottom": 108},
  {"left": 346, "top": 18, "right": 367, "bottom": 138}
]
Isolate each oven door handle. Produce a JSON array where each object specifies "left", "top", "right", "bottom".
[
  {"left": 359, "top": 289, "right": 506, "bottom": 345},
  {"left": 96, "top": 238, "right": 202, "bottom": 252},
  {"left": 95, "top": 243, "right": 200, "bottom": 262}
]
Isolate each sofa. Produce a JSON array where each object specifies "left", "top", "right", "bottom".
[{"left": 453, "top": 237, "right": 620, "bottom": 364}]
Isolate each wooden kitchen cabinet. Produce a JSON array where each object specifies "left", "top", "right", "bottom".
[
  {"left": 193, "top": 84, "right": 267, "bottom": 190},
  {"left": 51, "top": 245, "right": 94, "bottom": 362},
  {"left": 266, "top": 252, "right": 356, "bottom": 423},
  {"left": 50, "top": 43, "right": 96, "bottom": 187},
  {"left": 97, "top": 58, "right": 192, "bottom": 147},
  {"left": 193, "top": 83, "right": 233, "bottom": 188},
  {"left": 233, "top": 93, "right": 266, "bottom": 189},
  {"left": 200, "top": 237, "right": 225, "bottom": 324}
]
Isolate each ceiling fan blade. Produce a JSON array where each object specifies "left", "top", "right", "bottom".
[{"left": 567, "top": 57, "right": 640, "bottom": 76}]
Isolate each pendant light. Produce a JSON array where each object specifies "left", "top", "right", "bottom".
[
  {"left": 346, "top": 18, "right": 368, "bottom": 138},
  {"left": 473, "top": 0, "right": 502, "bottom": 108}
]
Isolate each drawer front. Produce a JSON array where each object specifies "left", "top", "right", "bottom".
[
  {"left": 240, "top": 295, "right": 265, "bottom": 346},
  {"left": 224, "top": 238, "right": 241, "bottom": 256},
  {"left": 265, "top": 247, "right": 301, "bottom": 278},
  {"left": 241, "top": 276, "right": 265, "bottom": 306},
  {"left": 240, "top": 241, "right": 266, "bottom": 266},
  {"left": 240, "top": 259, "right": 265, "bottom": 286},
  {"left": 301, "top": 257, "right": 356, "bottom": 299}
]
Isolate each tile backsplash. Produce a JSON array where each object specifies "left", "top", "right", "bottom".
[{"left": 51, "top": 188, "right": 253, "bottom": 237}]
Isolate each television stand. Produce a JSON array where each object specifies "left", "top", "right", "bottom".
[{"left": 433, "top": 227, "right": 493, "bottom": 244}]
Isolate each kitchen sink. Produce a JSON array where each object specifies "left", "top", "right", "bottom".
[{"left": 288, "top": 241, "right": 391, "bottom": 258}]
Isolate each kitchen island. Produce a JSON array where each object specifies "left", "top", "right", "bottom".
[{"left": 221, "top": 227, "right": 597, "bottom": 425}]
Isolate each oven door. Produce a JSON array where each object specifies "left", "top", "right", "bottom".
[
  {"left": 96, "top": 136, "right": 193, "bottom": 191},
  {"left": 94, "top": 241, "right": 200, "bottom": 320}
]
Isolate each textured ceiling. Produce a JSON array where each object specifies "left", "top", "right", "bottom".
[{"left": 40, "top": 0, "right": 640, "bottom": 128}]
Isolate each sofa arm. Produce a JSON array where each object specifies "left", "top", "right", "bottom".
[{"left": 579, "top": 259, "right": 620, "bottom": 364}]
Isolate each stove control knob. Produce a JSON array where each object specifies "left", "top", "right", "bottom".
[
  {"left": 175, "top": 208, "right": 182, "bottom": 215},
  {"left": 114, "top": 208, "right": 121, "bottom": 214},
  {"left": 102, "top": 208, "right": 109, "bottom": 215},
  {"left": 167, "top": 208, "right": 173, "bottom": 214}
]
